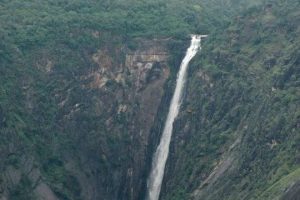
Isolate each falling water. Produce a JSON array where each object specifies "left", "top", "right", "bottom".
[{"left": 146, "top": 35, "right": 207, "bottom": 200}]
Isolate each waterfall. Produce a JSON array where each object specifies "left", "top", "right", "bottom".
[{"left": 146, "top": 35, "right": 207, "bottom": 200}]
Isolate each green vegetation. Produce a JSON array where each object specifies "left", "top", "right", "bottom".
[
  {"left": 9, "top": 176, "right": 36, "bottom": 200},
  {"left": 259, "top": 168, "right": 300, "bottom": 200},
  {"left": 162, "top": 0, "right": 300, "bottom": 199},
  {"left": 0, "top": 0, "right": 299, "bottom": 199}
]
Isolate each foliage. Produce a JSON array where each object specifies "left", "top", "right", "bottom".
[
  {"left": 161, "top": 0, "right": 300, "bottom": 199},
  {"left": 0, "top": 0, "right": 299, "bottom": 199}
]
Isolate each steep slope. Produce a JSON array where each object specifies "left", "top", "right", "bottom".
[
  {"left": 0, "top": 29, "right": 174, "bottom": 199},
  {"left": 0, "top": 0, "right": 232, "bottom": 199},
  {"left": 0, "top": 0, "right": 299, "bottom": 200},
  {"left": 161, "top": 1, "right": 300, "bottom": 200}
]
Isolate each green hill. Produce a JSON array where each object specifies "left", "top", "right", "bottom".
[{"left": 0, "top": 0, "right": 299, "bottom": 199}]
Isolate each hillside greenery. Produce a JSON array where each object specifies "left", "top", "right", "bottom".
[
  {"left": 0, "top": 0, "right": 299, "bottom": 200},
  {"left": 162, "top": 0, "right": 300, "bottom": 199}
]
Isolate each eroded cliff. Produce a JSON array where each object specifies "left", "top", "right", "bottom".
[{"left": 0, "top": 35, "right": 173, "bottom": 200}]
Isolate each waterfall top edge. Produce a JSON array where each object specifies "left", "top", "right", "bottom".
[{"left": 190, "top": 34, "right": 208, "bottom": 38}]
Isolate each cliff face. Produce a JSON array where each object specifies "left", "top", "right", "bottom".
[
  {"left": 160, "top": 2, "right": 300, "bottom": 200},
  {"left": 0, "top": 36, "right": 171, "bottom": 200},
  {"left": 1, "top": 1, "right": 299, "bottom": 200}
]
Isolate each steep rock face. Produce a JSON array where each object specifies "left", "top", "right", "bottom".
[
  {"left": 59, "top": 39, "right": 170, "bottom": 199},
  {"left": 0, "top": 36, "right": 170, "bottom": 200},
  {"left": 160, "top": 2, "right": 300, "bottom": 200}
]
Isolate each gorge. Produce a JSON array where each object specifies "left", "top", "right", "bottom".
[
  {"left": 0, "top": 0, "right": 299, "bottom": 200},
  {"left": 146, "top": 35, "right": 206, "bottom": 200}
]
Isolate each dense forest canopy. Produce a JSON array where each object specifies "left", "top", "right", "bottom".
[
  {"left": 0, "top": 0, "right": 299, "bottom": 199},
  {"left": 0, "top": 0, "right": 270, "bottom": 69},
  {"left": 0, "top": 0, "right": 261, "bottom": 49}
]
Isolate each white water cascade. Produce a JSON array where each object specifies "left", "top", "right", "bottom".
[{"left": 146, "top": 35, "right": 207, "bottom": 200}]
